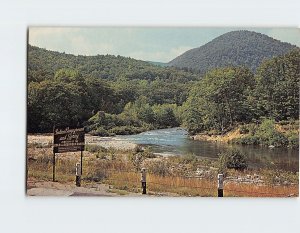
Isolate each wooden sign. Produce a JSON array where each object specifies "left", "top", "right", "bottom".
[{"left": 53, "top": 127, "right": 85, "bottom": 153}]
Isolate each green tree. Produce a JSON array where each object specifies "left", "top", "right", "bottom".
[
  {"left": 28, "top": 80, "right": 84, "bottom": 132},
  {"left": 254, "top": 49, "right": 300, "bottom": 121},
  {"left": 183, "top": 67, "right": 255, "bottom": 133}
]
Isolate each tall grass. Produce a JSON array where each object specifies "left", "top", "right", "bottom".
[
  {"left": 27, "top": 145, "right": 298, "bottom": 197},
  {"left": 224, "top": 182, "right": 298, "bottom": 197}
]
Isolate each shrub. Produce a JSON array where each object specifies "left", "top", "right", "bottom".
[
  {"left": 218, "top": 149, "right": 248, "bottom": 172},
  {"left": 90, "top": 127, "right": 111, "bottom": 136},
  {"left": 267, "top": 132, "right": 288, "bottom": 147},
  {"left": 96, "top": 153, "right": 107, "bottom": 159},
  {"left": 178, "top": 154, "right": 199, "bottom": 167},
  {"left": 127, "top": 152, "right": 144, "bottom": 171},
  {"left": 239, "top": 125, "right": 249, "bottom": 134},
  {"left": 108, "top": 148, "right": 116, "bottom": 160},
  {"left": 256, "top": 119, "right": 288, "bottom": 146},
  {"left": 146, "top": 160, "right": 170, "bottom": 177},
  {"left": 142, "top": 147, "right": 157, "bottom": 158},
  {"left": 133, "top": 145, "right": 144, "bottom": 153},
  {"left": 108, "top": 126, "right": 146, "bottom": 135},
  {"left": 247, "top": 123, "right": 258, "bottom": 136},
  {"left": 287, "top": 133, "right": 299, "bottom": 148},
  {"left": 85, "top": 144, "right": 108, "bottom": 153},
  {"left": 233, "top": 119, "right": 290, "bottom": 147},
  {"left": 85, "top": 168, "right": 107, "bottom": 182}
]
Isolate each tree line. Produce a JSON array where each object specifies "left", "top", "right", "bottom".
[
  {"left": 28, "top": 46, "right": 299, "bottom": 147},
  {"left": 27, "top": 45, "right": 198, "bottom": 133},
  {"left": 181, "top": 49, "right": 299, "bottom": 134}
]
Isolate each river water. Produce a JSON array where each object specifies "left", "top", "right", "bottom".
[{"left": 119, "top": 127, "right": 299, "bottom": 172}]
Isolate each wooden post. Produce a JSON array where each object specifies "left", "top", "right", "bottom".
[
  {"left": 218, "top": 174, "right": 224, "bottom": 197},
  {"left": 80, "top": 150, "right": 83, "bottom": 176},
  {"left": 141, "top": 168, "right": 146, "bottom": 194},
  {"left": 75, "top": 162, "right": 81, "bottom": 187},
  {"left": 52, "top": 152, "right": 56, "bottom": 182},
  {"left": 52, "top": 125, "right": 56, "bottom": 182}
]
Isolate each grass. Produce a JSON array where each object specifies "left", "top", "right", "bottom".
[
  {"left": 27, "top": 142, "right": 299, "bottom": 197},
  {"left": 224, "top": 182, "right": 298, "bottom": 197},
  {"left": 147, "top": 174, "right": 216, "bottom": 196}
]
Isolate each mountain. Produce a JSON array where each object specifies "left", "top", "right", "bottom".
[
  {"left": 146, "top": 61, "right": 168, "bottom": 67},
  {"left": 168, "top": 30, "right": 297, "bottom": 74},
  {"left": 28, "top": 45, "right": 198, "bottom": 83}
]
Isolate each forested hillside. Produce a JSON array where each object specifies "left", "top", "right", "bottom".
[
  {"left": 27, "top": 45, "right": 200, "bottom": 133},
  {"left": 168, "top": 30, "right": 297, "bottom": 74},
  {"left": 181, "top": 49, "right": 299, "bottom": 147},
  {"left": 27, "top": 37, "right": 299, "bottom": 148},
  {"left": 28, "top": 45, "right": 196, "bottom": 83}
]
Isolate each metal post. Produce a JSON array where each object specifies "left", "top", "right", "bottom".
[
  {"left": 141, "top": 168, "right": 146, "bottom": 194},
  {"left": 75, "top": 162, "right": 81, "bottom": 187},
  {"left": 52, "top": 152, "right": 56, "bottom": 182},
  {"left": 218, "top": 174, "right": 224, "bottom": 197}
]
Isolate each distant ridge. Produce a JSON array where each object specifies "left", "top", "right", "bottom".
[
  {"left": 146, "top": 61, "right": 168, "bottom": 67},
  {"left": 168, "top": 30, "right": 297, "bottom": 74}
]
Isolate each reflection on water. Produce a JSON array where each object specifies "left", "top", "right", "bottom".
[{"left": 119, "top": 127, "right": 299, "bottom": 172}]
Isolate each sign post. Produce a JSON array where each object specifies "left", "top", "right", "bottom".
[{"left": 53, "top": 127, "right": 85, "bottom": 183}]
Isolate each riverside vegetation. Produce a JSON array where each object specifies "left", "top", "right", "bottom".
[{"left": 27, "top": 141, "right": 298, "bottom": 197}]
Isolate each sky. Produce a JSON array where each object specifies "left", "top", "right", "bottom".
[{"left": 29, "top": 27, "right": 300, "bottom": 63}]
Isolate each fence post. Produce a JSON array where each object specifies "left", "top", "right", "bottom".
[
  {"left": 141, "top": 168, "right": 147, "bottom": 194},
  {"left": 52, "top": 152, "right": 56, "bottom": 182},
  {"left": 218, "top": 174, "right": 224, "bottom": 197},
  {"left": 75, "top": 162, "right": 81, "bottom": 187}
]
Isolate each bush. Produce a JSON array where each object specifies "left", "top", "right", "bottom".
[
  {"left": 256, "top": 119, "right": 288, "bottom": 147},
  {"left": 218, "top": 149, "right": 248, "bottom": 172},
  {"left": 108, "top": 126, "right": 145, "bottom": 135},
  {"left": 239, "top": 125, "right": 249, "bottom": 134},
  {"left": 85, "top": 144, "right": 108, "bottom": 153},
  {"left": 90, "top": 127, "right": 111, "bottom": 136},
  {"left": 127, "top": 152, "right": 144, "bottom": 171},
  {"left": 267, "top": 131, "right": 288, "bottom": 147},
  {"left": 178, "top": 153, "right": 199, "bottom": 167},
  {"left": 146, "top": 160, "right": 170, "bottom": 177},
  {"left": 142, "top": 147, "right": 157, "bottom": 158},
  {"left": 287, "top": 133, "right": 299, "bottom": 148},
  {"left": 232, "top": 119, "right": 290, "bottom": 147},
  {"left": 133, "top": 145, "right": 144, "bottom": 153},
  {"left": 85, "top": 168, "right": 107, "bottom": 182}
]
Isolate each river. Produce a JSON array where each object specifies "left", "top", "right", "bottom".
[{"left": 119, "top": 127, "right": 299, "bottom": 172}]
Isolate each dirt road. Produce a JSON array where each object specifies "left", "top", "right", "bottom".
[{"left": 27, "top": 180, "right": 141, "bottom": 197}]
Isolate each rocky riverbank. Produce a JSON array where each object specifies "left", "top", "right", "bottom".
[
  {"left": 191, "top": 128, "right": 242, "bottom": 143},
  {"left": 27, "top": 134, "right": 298, "bottom": 197},
  {"left": 28, "top": 134, "right": 137, "bottom": 151}
]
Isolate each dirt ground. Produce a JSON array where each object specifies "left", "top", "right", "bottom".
[{"left": 26, "top": 179, "right": 141, "bottom": 197}]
